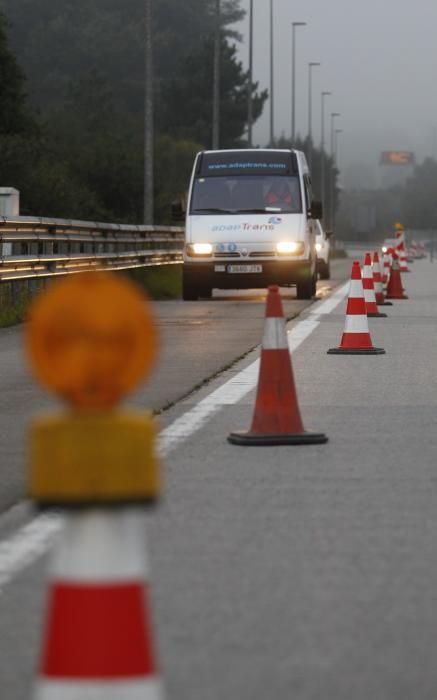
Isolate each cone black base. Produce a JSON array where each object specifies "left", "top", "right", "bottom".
[
  {"left": 367, "top": 312, "right": 387, "bottom": 317},
  {"left": 327, "top": 347, "right": 386, "bottom": 355},
  {"left": 379, "top": 301, "right": 393, "bottom": 306},
  {"left": 228, "top": 431, "right": 328, "bottom": 446}
]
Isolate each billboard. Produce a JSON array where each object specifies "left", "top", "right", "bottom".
[{"left": 380, "top": 151, "right": 415, "bottom": 166}]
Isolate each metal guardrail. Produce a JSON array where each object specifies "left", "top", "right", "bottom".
[{"left": 0, "top": 217, "right": 185, "bottom": 281}]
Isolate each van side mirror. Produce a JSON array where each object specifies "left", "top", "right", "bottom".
[
  {"left": 325, "top": 230, "right": 333, "bottom": 238},
  {"left": 311, "top": 200, "right": 323, "bottom": 220},
  {"left": 171, "top": 200, "right": 186, "bottom": 221}
]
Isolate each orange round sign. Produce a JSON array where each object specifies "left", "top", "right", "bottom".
[{"left": 26, "top": 272, "right": 157, "bottom": 408}]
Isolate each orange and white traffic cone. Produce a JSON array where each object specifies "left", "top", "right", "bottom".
[
  {"left": 362, "top": 252, "right": 387, "bottom": 317},
  {"left": 35, "top": 510, "right": 162, "bottom": 699},
  {"left": 386, "top": 252, "right": 408, "bottom": 300},
  {"left": 373, "top": 251, "right": 392, "bottom": 306},
  {"left": 328, "top": 261, "right": 385, "bottom": 355},
  {"left": 228, "top": 285, "right": 328, "bottom": 445}
]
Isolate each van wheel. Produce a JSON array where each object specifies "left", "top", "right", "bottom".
[
  {"left": 296, "top": 277, "right": 313, "bottom": 300},
  {"left": 200, "top": 286, "right": 212, "bottom": 299},
  {"left": 182, "top": 270, "right": 200, "bottom": 301},
  {"left": 319, "top": 259, "right": 331, "bottom": 280}
]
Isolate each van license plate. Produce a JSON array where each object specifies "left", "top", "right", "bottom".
[{"left": 227, "top": 264, "right": 262, "bottom": 274}]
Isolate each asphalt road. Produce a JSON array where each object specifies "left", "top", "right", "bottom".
[{"left": 3, "top": 255, "right": 437, "bottom": 699}]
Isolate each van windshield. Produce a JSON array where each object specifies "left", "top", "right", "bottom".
[{"left": 190, "top": 175, "right": 302, "bottom": 215}]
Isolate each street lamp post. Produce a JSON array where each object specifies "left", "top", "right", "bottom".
[
  {"left": 307, "top": 61, "right": 320, "bottom": 171},
  {"left": 212, "top": 0, "right": 221, "bottom": 149},
  {"left": 320, "top": 91, "right": 331, "bottom": 222},
  {"left": 144, "top": 0, "right": 154, "bottom": 225},
  {"left": 291, "top": 21, "right": 307, "bottom": 144},
  {"left": 332, "top": 128, "right": 343, "bottom": 234},
  {"left": 329, "top": 112, "right": 341, "bottom": 229},
  {"left": 270, "top": 0, "right": 274, "bottom": 145},
  {"left": 247, "top": 0, "right": 254, "bottom": 147}
]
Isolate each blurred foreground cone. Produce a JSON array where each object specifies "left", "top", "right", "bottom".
[
  {"left": 362, "top": 253, "right": 387, "bottom": 317},
  {"left": 328, "top": 261, "right": 385, "bottom": 355},
  {"left": 386, "top": 252, "right": 408, "bottom": 300},
  {"left": 373, "top": 251, "right": 392, "bottom": 306},
  {"left": 228, "top": 285, "right": 328, "bottom": 445},
  {"left": 26, "top": 273, "right": 164, "bottom": 699}
]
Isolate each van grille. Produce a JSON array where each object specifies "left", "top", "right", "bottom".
[
  {"left": 214, "top": 252, "right": 240, "bottom": 258},
  {"left": 249, "top": 251, "right": 276, "bottom": 258}
]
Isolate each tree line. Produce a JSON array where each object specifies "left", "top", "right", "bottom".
[
  {"left": 1, "top": 0, "right": 353, "bottom": 228},
  {"left": 1, "top": 1, "right": 267, "bottom": 222}
]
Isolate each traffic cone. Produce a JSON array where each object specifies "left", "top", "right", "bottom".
[
  {"left": 382, "top": 252, "right": 391, "bottom": 287},
  {"left": 396, "top": 231, "right": 409, "bottom": 272},
  {"left": 328, "top": 261, "right": 385, "bottom": 355},
  {"left": 228, "top": 285, "right": 328, "bottom": 445},
  {"left": 372, "top": 251, "right": 391, "bottom": 306},
  {"left": 410, "top": 240, "right": 418, "bottom": 259},
  {"left": 362, "top": 253, "right": 387, "bottom": 317},
  {"left": 35, "top": 510, "right": 163, "bottom": 699},
  {"left": 386, "top": 252, "right": 408, "bottom": 299}
]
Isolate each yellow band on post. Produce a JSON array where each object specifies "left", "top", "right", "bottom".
[{"left": 29, "top": 411, "right": 160, "bottom": 506}]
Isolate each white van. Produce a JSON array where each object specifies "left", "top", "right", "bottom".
[{"left": 181, "top": 149, "right": 322, "bottom": 300}]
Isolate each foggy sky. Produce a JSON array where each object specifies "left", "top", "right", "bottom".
[{"left": 235, "top": 0, "right": 437, "bottom": 187}]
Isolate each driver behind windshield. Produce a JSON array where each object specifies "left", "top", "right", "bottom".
[{"left": 265, "top": 180, "right": 293, "bottom": 207}]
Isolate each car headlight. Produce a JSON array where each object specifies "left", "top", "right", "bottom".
[
  {"left": 315, "top": 242, "right": 322, "bottom": 252},
  {"left": 276, "top": 241, "right": 304, "bottom": 255},
  {"left": 187, "top": 243, "right": 213, "bottom": 256},
  {"left": 381, "top": 246, "right": 388, "bottom": 253}
]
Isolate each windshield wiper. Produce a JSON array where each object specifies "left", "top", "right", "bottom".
[{"left": 235, "top": 208, "right": 271, "bottom": 214}]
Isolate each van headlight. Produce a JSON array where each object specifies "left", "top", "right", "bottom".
[
  {"left": 186, "top": 243, "right": 213, "bottom": 256},
  {"left": 382, "top": 246, "right": 388, "bottom": 253},
  {"left": 315, "top": 242, "right": 322, "bottom": 252},
  {"left": 276, "top": 241, "right": 304, "bottom": 255}
]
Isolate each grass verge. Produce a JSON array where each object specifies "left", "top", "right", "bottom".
[
  {"left": 0, "top": 294, "right": 31, "bottom": 328},
  {"left": 125, "top": 264, "right": 182, "bottom": 300}
]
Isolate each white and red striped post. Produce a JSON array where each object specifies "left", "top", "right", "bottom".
[
  {"left": 328, "top": 261, "right": 385, "bottom": 355},
  {"left": 35, "top": 510, "right": 162, "bottom": 699},
  {"left": 396, "top": 231, "right": 409, "bottom": 272},
  {"left": 382, "top": 251, "right": 391, "bottom": 286},
  {"left": 372, "top": 251, "right": 385, "bottom": 305},
  {"left": 362, "top": 253, "right": 387, "bottom": 318}
]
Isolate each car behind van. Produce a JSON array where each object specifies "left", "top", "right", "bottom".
[
  {"left": 181, "top": 149, "right": 322, "bottom": 300},
  {"left": 315, "top": 219, "right": 331, "bottom": 279}
]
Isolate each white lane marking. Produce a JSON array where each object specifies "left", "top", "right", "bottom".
[
  {"left": 310, "top": 281, "right": 349, "bottom": 315},
  {"left": 0, "top": 282, "right": 349, "bottom": 589},
  {"left": 0, "top": 514, "right": 62, "bottom": 591},
  {"left": 34, "top": 679, "right": 163, "bottom": 699}
]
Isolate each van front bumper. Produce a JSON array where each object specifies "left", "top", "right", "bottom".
[{"left": 183, "top": 259, "right": 313, "bottom": 289}]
